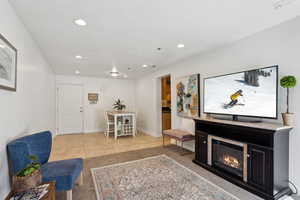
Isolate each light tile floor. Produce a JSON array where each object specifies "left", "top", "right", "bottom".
[{"left": 50, "top": 132, "right": 169, "bottom": 161}]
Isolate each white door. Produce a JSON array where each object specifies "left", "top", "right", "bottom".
[{"left": 57, "top": 84, "right": 84, "bottom": 134}]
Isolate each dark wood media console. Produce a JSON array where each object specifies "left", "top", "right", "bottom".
[{"left": 193, "top": 117, "right": 293, "bottom": 200}]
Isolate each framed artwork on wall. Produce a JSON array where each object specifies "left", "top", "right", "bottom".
[
  {"left": 176, "top": 73, "right": 200, "bottom": 118},
  {"left": 88, "top": 93, "right": 99, "bottom": 104},
  {"left": 0, "top": 34, "right": 17, "bottom": 91}
]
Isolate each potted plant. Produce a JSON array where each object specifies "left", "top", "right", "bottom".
[
  {"left": 13, "top": 155, "right": 42, "bottom": 193},
  {"left": 113, "top": 99, "right": 126, "bottom": 111},
  {"left": 280, "top": 75, "right": 297, "bottom": 126}
]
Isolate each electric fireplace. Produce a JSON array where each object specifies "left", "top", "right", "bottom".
[
  {"left": 212, "top": 140, "right": 243, "bottom": 177},
  {"left": 207, "top": 135, "right": 248, "bottom": 182}
]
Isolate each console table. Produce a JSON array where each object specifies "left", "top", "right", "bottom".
[{"left": 193, "top": 117, "right": 292, "bottom": 200}]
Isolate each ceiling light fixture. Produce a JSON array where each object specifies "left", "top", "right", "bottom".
[
  {"left": 107, "top": 66, "right": 128, "bottom": 78},
  {"left": 109, "top": 66, "right": 120, "bottom": 77},
  {"left": 142, "top": 64, "right": 148, "bottom": 68},
  {"left": 75, "top": 70, "right": 80, "bottom": 75},
  {"left": 110, "top": 71, "right": 120, "bottom": 77},
  {"left": 177, "top": 43, "right": 185, "bottom": 48},
  {"left": 111, "top": 66, "right": 118, "bottom": 72},
  {"left": 75, "top": 55, "right": 83, "bottom": 59},
  {"left": 74, "top": 18, "right": 87, "bottom": 26}
]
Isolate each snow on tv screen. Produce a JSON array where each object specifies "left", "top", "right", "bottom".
[{"left": 204, "top": 66, "right": 278, "bottom": 118}]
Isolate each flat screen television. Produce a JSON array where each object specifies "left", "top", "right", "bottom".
[{"left": 204, "top": 66, "right": 278, "bottom": 119}]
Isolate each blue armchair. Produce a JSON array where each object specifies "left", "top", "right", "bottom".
[{"left": 7, "top": 131, "right": 83, "bottom": 200}]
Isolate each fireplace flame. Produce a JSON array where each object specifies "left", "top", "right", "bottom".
[{"left": 223, "top": 155, "right": 240, "bottom": 168}]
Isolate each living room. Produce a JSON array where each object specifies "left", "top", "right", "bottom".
[{"left": 1, "top": 0, "right": 300, "bottom": 200}]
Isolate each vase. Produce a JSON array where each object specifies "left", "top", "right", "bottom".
[
  {"left": 13, "top": 169, "right": 42, "bottom": 193},
  {"left": 282, "top": 113, "right": 293, "bottom": 126}
]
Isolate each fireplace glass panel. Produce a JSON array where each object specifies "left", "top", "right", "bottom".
[{"left": 212, "top": 140, "right": 244, "bottom": 177}]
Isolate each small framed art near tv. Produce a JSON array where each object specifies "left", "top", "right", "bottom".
[
  {"left": 204, "top": 66, "right": 278, "bottom": 119},
  {"left": 176, "top": 74, "right": 200, "bottom": 118}
]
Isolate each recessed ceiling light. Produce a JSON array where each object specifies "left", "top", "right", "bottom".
[
  {"left": 74, "top": 19, "right": 87, "bottom": 26},
  {"left": 75, "top": 55, "right": 83, "bottom": 59},
  {"left": 177, "top": 43, "right": 185, "bottom": 48},
  {"left": 75, "top": 70, "right": 80, "bottom": 75},
  {"left": 142, "top": 64, "right": 148, "bottom": 68}
]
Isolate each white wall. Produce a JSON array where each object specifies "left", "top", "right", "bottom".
[
  {"left": 0, "top": 0, "right": 55, "bottom": 198},
  {"left": 136, "top": 16, "right": 300, "bottom": 188},
  {"left": 56, "top": 75, "right": 136, "bottom": 133}
]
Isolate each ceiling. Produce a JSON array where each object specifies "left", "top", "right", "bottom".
[{"left": 10, "top": 0, "right": 300, "bottom": 79}]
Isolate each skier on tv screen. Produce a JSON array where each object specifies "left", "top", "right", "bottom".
[{"left": 225, "top": 89, "right": 245, "bottom": 109}]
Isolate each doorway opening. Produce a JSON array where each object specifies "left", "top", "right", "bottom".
[{"left": 161, "top": 75, "right": 171, "bottom": 131}]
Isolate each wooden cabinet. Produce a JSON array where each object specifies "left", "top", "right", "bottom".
[
  {"left": 193, "top": 118, "right": 292, "bottom": 200},
  {"left": 247, "top": 144, "right": 273, "bottom": 194},
  {"left": 196, "top": 131, "right": 208, "bottom": 164}
]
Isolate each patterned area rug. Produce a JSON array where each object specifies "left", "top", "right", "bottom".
[{"left": 91, "top": 155, "right": 239, "bottom": 200}]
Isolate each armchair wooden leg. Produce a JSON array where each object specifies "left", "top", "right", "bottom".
[
  {"left": 66, "top": 190, "right": 72, "bottom": 200},
  {"left": 76, "top": 172, "right": 83, "bottom": 186}
]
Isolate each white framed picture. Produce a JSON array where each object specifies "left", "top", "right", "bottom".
[{"left": 0, "top": 34, "right": 17, "bottom": 91}]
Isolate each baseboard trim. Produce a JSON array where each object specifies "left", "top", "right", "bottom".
[
  {"left": 137, "top": 128, "right": 161, "bottom": 137},
  {"left": 84, "top": 129, "right": 104, "bottom": 134}
]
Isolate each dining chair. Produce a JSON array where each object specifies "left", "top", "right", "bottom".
[{"left": 104, "top": 111, "right": 115, "bottom": 137}]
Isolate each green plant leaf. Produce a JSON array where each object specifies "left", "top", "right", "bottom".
[
  {"left": 16, "top": 155, "right": 41, "bottom": 177},
  {"left": 280, "top": 76, "right": 297, "bottom": 88},
  {"left": 17, "top": 164, "right": 40, "bottom": 177},
  {"left": 113, "top": 99, "right": 126, "bottom": 110},
  {"left": 29, "top": 155, "right": 38, "bottom": 161}
]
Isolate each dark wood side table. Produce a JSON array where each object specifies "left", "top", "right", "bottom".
[{"left": 5, "top": 181, "right": 56, "bottom": 200}]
